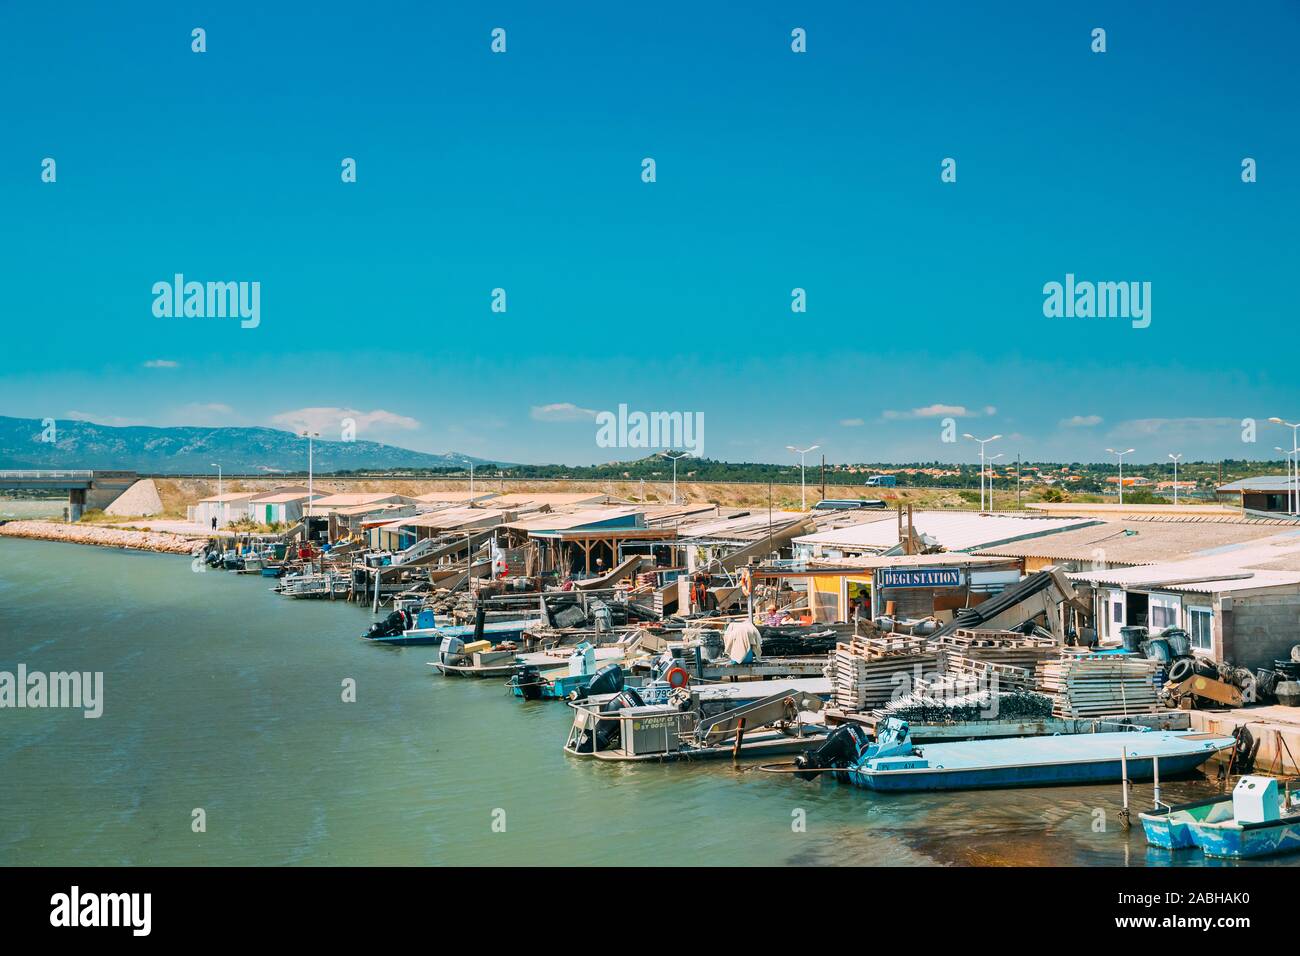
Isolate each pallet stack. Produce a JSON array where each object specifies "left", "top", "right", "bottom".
[
  {"left": 1036, "top": 654, "right": 1160, "bottom": 717},
  {"left": 831, "top": 635, "right": 937, "bottom": 712},
  {"left": 932, "top": 629, "right": 1059, "bottom": 670}
]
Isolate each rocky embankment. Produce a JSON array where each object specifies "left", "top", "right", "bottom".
[{"left": 0, "top": 520, "right": 201, "bottom": 554}]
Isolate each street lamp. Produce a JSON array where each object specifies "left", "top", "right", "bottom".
[
  {"left": 301, "top": 431, "right": 320, "bottom": 527},
  {"left": 209, "top": 462, "right": 222, "bottom": 528},
  {"left": 662, "top": 451, "right": 690, "bottom": 504},
  {"left": 1167, "top": 453, "right": 1182, "bottom": 506},
  {"left": 982, "top": 452, "right": 1003, "bottom": 512},
  {"left": 962, "top": 434, "right": 1001, "bottom": 512},
  {"left": 785, "top": 444, "right": 820, "bottom": 511},
  {"left": 1269, "top": 418, "right": 1300, "bottom": 516},
  {"left": 1107, "top": 448, "right": 1135, "bottom": 506}
]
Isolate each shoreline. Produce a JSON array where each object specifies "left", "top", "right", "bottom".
[{"left": 0, "top": 520, "right": 201, "bottom": 555}]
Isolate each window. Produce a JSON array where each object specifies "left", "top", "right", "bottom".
[
  {"left": 1188, "top": 606, "right": 1214, "bottom": 651},
  {"left": 1149, "top": 593, "right": 1181, "bottom": 631}
]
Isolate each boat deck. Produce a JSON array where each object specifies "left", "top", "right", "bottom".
[{"left": 914, "top": 730, "right": 1231, "bottom": 769}]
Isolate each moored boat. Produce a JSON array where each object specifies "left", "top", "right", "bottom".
[
  {"left": 789, "top": 717, "right": 1235, "bottom": 792},
  {"left": 1139, "top": 796, "right": 1234, "bottom": 849},
  {"left": 1183, "top": 775, "right": 1300, "bottom": 859}
]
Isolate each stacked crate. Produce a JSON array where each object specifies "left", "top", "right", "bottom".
[
  {"left": 1037, "top": 654, "right": 1160, "bottom": 717},
  {"left": 831, "top": 635, "right": 937, "bottom": 712}
]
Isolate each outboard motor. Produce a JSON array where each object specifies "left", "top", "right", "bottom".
[
  {"left": 592, "top": 688, "right": 644, "bottom": 751},
  {"left": 572, "top": 686, "right": 645, "bottom": 753},
  {"left": 585, "top": 663, "right": 624, "bottom": 698},
  {"left": 793, "top": 724, "right": 872, "bottom": 781},
  {"left": 510, "top": 664, "right": 545, "bottom": 701},
  {"left": 439, "top": 636, "right": 467, "bottom": 667},
  {"left": 698, "top": 629, "right": 724, "bottom": 663}
]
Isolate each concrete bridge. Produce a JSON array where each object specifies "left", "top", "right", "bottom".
[{"left": 0, "top": 470, "right": 138, "bottom": 520}]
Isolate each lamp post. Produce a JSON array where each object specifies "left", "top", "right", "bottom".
[
  {"left": 986, "top": 453, "right": 1003, "bottom": 512},
  {"left": 1107, "top": 448, "right": 1135, "bottom": 506},
  {"left": 468, "top": 460, "right": 475, "bottom": 499},
  {"left": 301, "top": 431, "right": 320, "bottom": 528},
  {"left": 785, "top": 444, "right": 820, "bottom": 511},
  {"left": 1167, "top": 453, "right": 1182, "bottom": 506},
  {"left": 662, "top": 451, "right": 690, "bottom": 504},
  {"left": 1269, "top": 418, "right": 1300, "bottom": 517},
  {"left": 962, "top": 434, "right": 1001, "bottom": 512},
  {"left": 209, "top": 462, "right": 222, "bottom": 527}
]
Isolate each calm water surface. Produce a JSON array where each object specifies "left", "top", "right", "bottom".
[{"left": 0, "top": 537, "right": 1286, "bottom": 866}]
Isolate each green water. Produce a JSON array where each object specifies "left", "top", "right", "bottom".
[{"left": 0, "top": 537, "right": 1280, "bottom": 866}]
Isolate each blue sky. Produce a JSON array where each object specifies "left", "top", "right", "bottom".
[{"left": 2, "top": 2, "right": 1297, "bottom": 466}]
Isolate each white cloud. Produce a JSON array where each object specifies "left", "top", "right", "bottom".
[
  {"left": 143, "top": 359, "right": 180, "bottom": 369},
  {"left": 1060, "top": 415, "right": 1103, "bottom": 428},
  {"left": 270, "top": 407, "right": 421, "bottom": 436},
  {"left": 839, "top": 418, "right": 865, "bottom": 427},
  {"left": 882, "top": 404, "right": 993, "bottom": 420},
  {"left": 530, "top": 402, "right": 598, "bottom": 422}
]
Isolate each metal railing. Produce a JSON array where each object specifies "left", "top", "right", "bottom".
[{"left": 0, "top": 470, "right": 96, "bottom": 479}]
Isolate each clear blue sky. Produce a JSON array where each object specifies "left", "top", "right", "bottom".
[{"left": 2, "top": 2, "right": 1297, "bottom": 465}]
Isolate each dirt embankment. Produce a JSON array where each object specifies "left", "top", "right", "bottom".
[
  {"left": 0, "top": 520, "right": 201, "bottom": 555},
  {"left": 147, "top": 476, "right": 977, "bottom": 515}
]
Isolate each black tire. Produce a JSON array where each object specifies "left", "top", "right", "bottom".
[{"left": 1168, "top": 658, "right": 1195, "bottom": 683}]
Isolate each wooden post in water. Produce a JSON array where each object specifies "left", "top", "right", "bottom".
[
  {"left": 1153, "top": 753, "right": 1161, "bottom": 809},
  {"left": 1119, "top": 747, "right": 1130, "bottom": 829},
  {"left": 732, "top": 718, "right": 747, "bottom": 761}
]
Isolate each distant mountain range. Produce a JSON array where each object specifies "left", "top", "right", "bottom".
[{"left": 0, "top": 416, "right": 509, "bottom": 474}]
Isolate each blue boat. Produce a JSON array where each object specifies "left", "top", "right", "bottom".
[
  {"left": 367, "top": 607, "right": 545, "bottom": 647},
  {"left": 1139, "top": 796, "right": 1234, "bottom": 849},
  {"left": 795, "top": 718, "right": 1235, "bottom": 792},
  {"left": 1183, "top": 776, "right": 1300, "bottom": 859}
]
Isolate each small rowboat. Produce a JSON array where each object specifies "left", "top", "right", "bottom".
[{"left": 1139, "top": 796, "right": 1235, "bottom": 849}]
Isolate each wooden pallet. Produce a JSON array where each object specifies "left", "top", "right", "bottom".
[{"left": 1037, "top": 656, "right": 1160, "bottom": 717}]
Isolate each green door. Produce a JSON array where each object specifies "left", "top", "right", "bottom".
[{"left": 266, "top": 505, "right": 273, "bottom": 523}]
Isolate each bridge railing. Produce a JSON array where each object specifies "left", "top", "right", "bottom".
[{"left": 0, "top": 470, "right": 96, "bottom": 479}]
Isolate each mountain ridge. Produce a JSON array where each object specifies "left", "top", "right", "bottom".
[{"left": 0, "top": 416, "right": 510, "bottom": 474}]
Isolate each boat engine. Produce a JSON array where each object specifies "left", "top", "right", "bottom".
[
  {"left": 365, "top": 610, "right": 410, "bottom": 640},
  {"left": 793, "top": 723, "right": 872, "bottom": 780},
  {"left": 572, "top": 688, "right": 645, "bottom": 753},
  {"left": 511, "top": 664, "right": 545, "bottom": 701},
  {"left": 583, "top": 663, "right": 624, "bottom": 698},
  {"left": 439, "top": 636, "right": 467, "bottom": 667}
]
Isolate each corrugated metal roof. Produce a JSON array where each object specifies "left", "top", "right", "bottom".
[
  {"left": 198, "top": 491, "right": 260, "bottom": 503},
  {"left": 1217, "top": 475, "right": 1300, "bottom": 493},
  {"left": 503, "top": 507, "right": 643, "bottom": 532},
  {"left": 1070, "top": 533, "right": 1300, "bottom": 593},
  {"left": 309, "top": 492, "right": 406, "bottom": 507},
  {"left": 977, "top": 520, "right": 1290, "bottom": 565},
  {"left": 794, "top": 511, "right": 1099, "bottom": 553}
]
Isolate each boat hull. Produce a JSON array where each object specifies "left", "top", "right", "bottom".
[
  {"left": 848, "top": 751, "right": 1217, "bottom": 792},
  {"left": 1189, "top": 819, "right": 1300, "bottom": 859},
  {"left": 365, "top": 631, "right": 440, "bottom": 647},
  {"left": 1139, "top": 797, "right": 1232, "bottom": 849}
]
